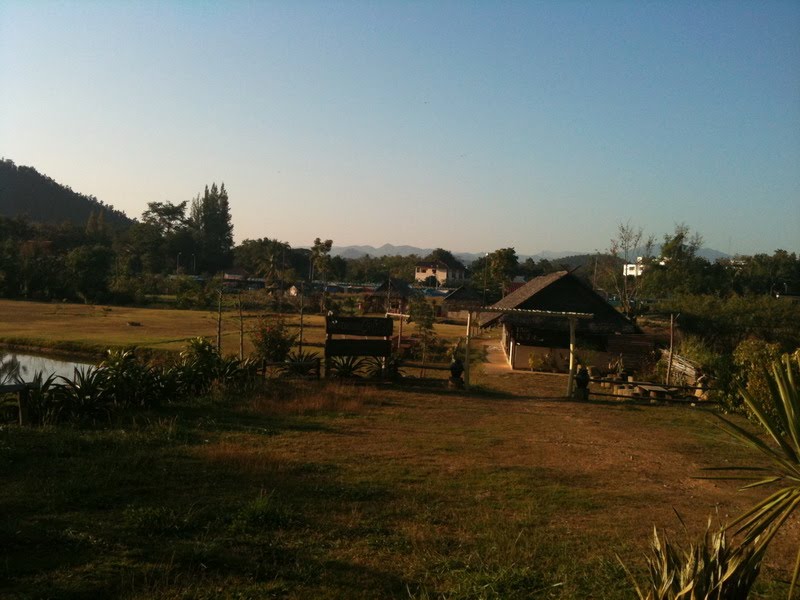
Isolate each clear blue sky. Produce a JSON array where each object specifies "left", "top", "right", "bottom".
[{"left": 2, "top": 1, "right": 798, "bottom": 255}]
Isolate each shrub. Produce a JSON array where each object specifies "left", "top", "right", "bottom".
[
  {"left": 327, "top": 356, "right": 367, "bottom": 378},
  {"left": 712, "top": 353, "right": 800, "bottom": 597},
  {"left": 280, "top": 350, "right": 320, "bottom": 378},
  {"left": 621, "top": 521, "right": 765, "bottom": 600},
  {"left": 250, "top": 316, "right": 297, "bottom": 363}
]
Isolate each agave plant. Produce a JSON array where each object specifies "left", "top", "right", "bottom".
[
  {"left": 280, "top": 350, "right": 320, "bottom": 378},
  {"left": 327, "top": 356, "right": 367, "bottom": 379},
  {"left": 59, "top": 366, "right": 111, "bottom": 423},
  {"left": 362, "top": 356, "right": 404, "bottom": 380},
  {"left": 709, "top": 353, "right": 800, "bottom": 597},
  {"left": 26, "top": 371, "right": 62, "bottom": 425},
  {"left": 99, "top": 348, "right": 145, "bottom": 407},
  {"left": 620, "top": 518, "right": 766, "bottom": 600},
  {"left": 178, "top": 337, "right": 222, "bottom": 394}
]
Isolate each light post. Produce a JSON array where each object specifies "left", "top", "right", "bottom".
[{"left": 176, "top": 252, "right": 182, "bottom": 274}]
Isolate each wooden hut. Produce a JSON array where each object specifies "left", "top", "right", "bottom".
[{"left": 480, "top": 271, "right": 650, "bottom": 372}]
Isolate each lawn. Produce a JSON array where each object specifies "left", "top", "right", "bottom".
[
  {"left": 1, "top": 373, "right": 794, "bottom": 599},
  {"left": 0, "top": 298, "right": 468, "bottom": 359}
]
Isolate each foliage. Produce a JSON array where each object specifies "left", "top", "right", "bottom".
[
  {"left": 178, "top": 337, "right": 223, "bottom": 394},
  {"left": 327, "top": 355, "right": 368, "bottom": 378},
  {"left": 661, "top": 294, "right": 800, "bottom": 354},
  {"left": 280, "top": 349, "right": 320, "bottom": 378},
  {"left": 528, "top": 352, "right": 559, "bottom": 373},
  {"left": 0, "top": 158, "right": 131, "bottom": 228},
  {"left": 710, "top": 353, "right": 800, "bottom": 597},
  {"left": 15, "top": 337, "right": 262, "bottom": 425},
  {"left": 0, "top": 352, "right": 22, "bottom": 385},
  {"left": 732, "top": 339, "right": 785, "bottom": 421},
  {"left": 310, "top": 237, "right": 333, "bottom": 281},
  {"left": 621, "top": 521, "right": 765, "bottom": 600},
  {"left": 189, "top": 182, "right": 234, "bottom": 274},
  {"left": 408, "top": 296, "right": 445, "bottom": 361},
  {"left": 363, "top": 356, "right": 404, "bottom": 380},
  {"left": 604, "top": 221, "right": 655, "bottom": 316},
  {"left": 250, "top": 316, "right": 298, "bottom": 363}
]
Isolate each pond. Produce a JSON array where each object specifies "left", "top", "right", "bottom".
[{"left": 0, "top": 351, "right": 94, "bottom": 384}]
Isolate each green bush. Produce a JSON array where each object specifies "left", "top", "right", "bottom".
[{"left": 250, "top": 316, "right": 297, "bottom": 363}]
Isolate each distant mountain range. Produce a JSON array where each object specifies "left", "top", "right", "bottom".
[{"left": 330, "top": 244, "right": 729, "bottom": 264}]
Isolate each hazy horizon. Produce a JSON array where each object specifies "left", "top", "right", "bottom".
[{"left": 2, "top": 1, "right": 798, "bottom": 255}]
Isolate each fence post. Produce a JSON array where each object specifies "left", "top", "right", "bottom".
[{"left": 18, "top": 386, "right": 30, "bottom": 426}]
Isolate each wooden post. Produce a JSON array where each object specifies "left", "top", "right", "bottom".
[
  {"left": 464, "top": 311, "right": 472, "bottom": 390},
  {"left": 216, "top": 289, "right": 223, "bottom": 355},
  {"left": 397, "top": 316, "right": 403, "bottom": 351},
  {"left": 298, "top": 283, "right": 305, "bottom": 354},
  {"left": 238, "top": 292, "right": 244, "bottom": 360},
  {"left": 666, "top": 313, "right": 675, "bottom": 386},
  {"left": 566, "top": 317, "right": 577, "bottom": 397},
  {"left": 18, "top": 386, "right": 29, "bottom": 426}
]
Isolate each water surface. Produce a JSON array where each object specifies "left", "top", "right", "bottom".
[{"left": 0, "top": 351, "right": 94, "bottom": 383}]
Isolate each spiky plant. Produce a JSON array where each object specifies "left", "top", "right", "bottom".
[
  {"left": 708, "top": 352, "right": 800, "bottom": 597},
  {"left": 280, "top": 350, "right": 320, "bottom": 378},
  {"left": 621, "top": 519, "right": 766, "bottom": 600},
  {"left": 327, "top": 356, "right": 367, "bottom": 378}
]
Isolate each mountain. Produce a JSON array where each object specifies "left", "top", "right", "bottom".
[
  {"left": 330, "top": 243, "right": 730, "bottom": 265},
  {"left": 0, "top": 159, "right": 132, "bottom": 228}
]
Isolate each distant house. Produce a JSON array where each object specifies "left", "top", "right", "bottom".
[
  {"left": 414, "top": 261, "right": 465, "bottom": 287},
  {"left": 480, "top": 271, "right": 650, "bottom": 372},
  {"left": 363, "top": 277, "right": 415, "bottom": 313},
  {"left": 441, "top": 286, "right": 483, "bottom": 321}
]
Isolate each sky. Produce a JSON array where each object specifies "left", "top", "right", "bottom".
[{"left": 1, "top": 1, "right": 798, "bottom": 256}]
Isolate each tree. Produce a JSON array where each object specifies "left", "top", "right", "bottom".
[
  {"left": 487, "top": 247, "right": 518, "bottom": 295},
  {"left": 642, "top": 224, "right": 708, "bottom": 297},
  {"left": 606, "top": 221, "right": 654, "bottom": 316},
  {"left": 309, "top": 238, "right": 333, "bottom": 281},
  {"left": 190, "top": 183, "right": 233, "bottom": 274},
  {"left": 142, "top": 201, "right": 188, "bottom": 235},
  {"left": 66, "top": 245, "right": 114, "bottom": 302}
]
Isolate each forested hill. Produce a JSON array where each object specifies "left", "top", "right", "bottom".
[{"left": 0, "top": 159, "right": 132, "bottom": 228}]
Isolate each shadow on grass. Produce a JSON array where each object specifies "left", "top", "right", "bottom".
[{"left": 0, "top": 415, "right": 425, "bottom": 599}]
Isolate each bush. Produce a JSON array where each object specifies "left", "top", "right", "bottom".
[
  {"left": 621, "top": 521, "right": 765, "bottom": 600},
  {"left": 250, "top": 316, "right": 297, "bottom": 363}
]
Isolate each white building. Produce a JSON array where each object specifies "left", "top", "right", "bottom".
[
  {"left": 414, "top": 261, "right": 465, "bottom": 286},
  {"left": 623, "top": 257, "right": 646, "bottom": 277}
]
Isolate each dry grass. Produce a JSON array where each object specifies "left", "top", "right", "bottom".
[
  {"left": 1, "top": 319, "right": 795, "bottom": 598},
  {"left": 0, "top": 299, "right": 465, "bottom": 358}
]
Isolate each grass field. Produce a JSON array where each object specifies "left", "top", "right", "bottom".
[
  {"left": 0, "top": 298, "right": 468, "bottom": 359},
  {"left": 1, "top": 373, "right": 795, "bottom": 598},
  {"left": 0, "top": 298, "right": 795, "bottom": 597}
]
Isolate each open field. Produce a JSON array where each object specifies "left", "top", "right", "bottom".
[
  {"left": 0, "top": 298, "right": 470, "bottom": 359},
  {"left": 1, "top": 373, "right": 795, "bottom": 599}
]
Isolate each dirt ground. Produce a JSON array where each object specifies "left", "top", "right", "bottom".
[{"left": 357, "top": 369, "right": 798, "bottom": 578}]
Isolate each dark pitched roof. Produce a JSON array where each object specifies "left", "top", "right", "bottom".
[
  {"left": 442, "top": 286, "right": 482, "bottom": 303},
  {"left": 481, "top": 271, "right": 569, "bottom": 326},
  {"left": 479, "top": 271, "right": 635, "bottom": 334},
  {"left": 370, "top": 277, "right": 414, "bottom": 298}
]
